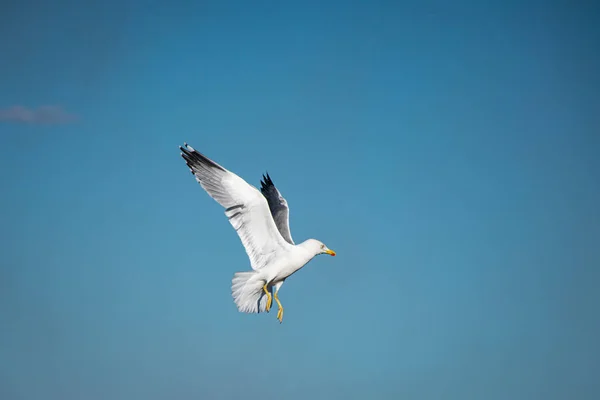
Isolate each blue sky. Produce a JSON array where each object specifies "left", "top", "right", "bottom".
[{"left": 1, "top": 1, "right": 599, "bottom": 399}]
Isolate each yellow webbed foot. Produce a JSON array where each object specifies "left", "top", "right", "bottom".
[
  {"left": 263, "top": 284, "right": 272, "bottom": 312},
  {"left": 274, "top": 292, "right": 284, "bottom": 323}
]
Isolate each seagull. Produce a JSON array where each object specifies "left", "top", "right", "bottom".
[{"left": 179, "top": 143, "right": 336, "bottom": 323}]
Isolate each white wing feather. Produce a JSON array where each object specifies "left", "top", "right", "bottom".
[{"left": 180, "top": 143, "right": 290, "bottom": 270}]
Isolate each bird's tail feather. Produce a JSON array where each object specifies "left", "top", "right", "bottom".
[{"left": 231, "top": 271, "right": 270, "bottom": 314}]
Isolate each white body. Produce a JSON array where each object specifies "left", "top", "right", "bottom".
[{"left": 231, "top": 239, "right": 326, "bottom": 313}]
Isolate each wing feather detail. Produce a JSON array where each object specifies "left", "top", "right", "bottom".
[
  {"left": 180, "top": 143, "right": 290, "bottom": 270},
  {"left": 260, "top": 173, "right": 294, "bottom": 245}
]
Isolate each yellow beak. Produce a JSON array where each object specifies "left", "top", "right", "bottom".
[{"left": 325, "top": 249, "right": 336, "bottom": 256}]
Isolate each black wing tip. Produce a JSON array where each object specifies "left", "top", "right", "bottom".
[
  {"left": 178, "top": 142, "right": 227, "bottom": 172},
  {"left": 179, "top": 143, "right": 190, "bottom": 156},
  {"left": 260, "top": 171, "right": 275, "bottom": 191}
]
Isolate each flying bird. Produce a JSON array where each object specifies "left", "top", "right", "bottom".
[{"left": 179, "top": 143, "right": 336, "bottom": 323}]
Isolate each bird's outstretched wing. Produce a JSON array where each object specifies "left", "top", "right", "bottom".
[
  {"left": 260, "top": 173, "right": 294, "bottom": 245},
  {"left": 180, "top": 143, "right": 291, "bottom": 270}
]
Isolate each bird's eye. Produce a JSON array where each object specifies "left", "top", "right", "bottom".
[{"left": 321, "top": 244, "right": 325, "bottom": 249}]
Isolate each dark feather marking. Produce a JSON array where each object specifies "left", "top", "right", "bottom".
[
  {"left": 225, "top": 204, "right": 244, "bottom": 212},
  {"left": 258, "top": 171, "right": 294, "bottom": 244},
  {"left": 227, "top": 211, "right": 242, "bottom": 220},
  {"left": 260, "top": 171, "right": 277, "bottom": 194},
  {"left": 179, "top": 145, "right": 226, "bottom": 172}
]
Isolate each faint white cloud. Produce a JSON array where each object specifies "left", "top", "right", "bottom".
[{"left": 0, "top": 105, "right": 77, "bottom": 125}]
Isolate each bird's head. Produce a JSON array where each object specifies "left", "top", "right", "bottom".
[{"left": 304, "top": 239, "right": 336, "bottom": 257}]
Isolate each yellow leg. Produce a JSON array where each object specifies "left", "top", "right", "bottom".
[
  {"left": 274, "top": 291, "right": 284, "bottom": 323},
  {"left": 263, "top": 284, "right": 272, "bottom": 312}
]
